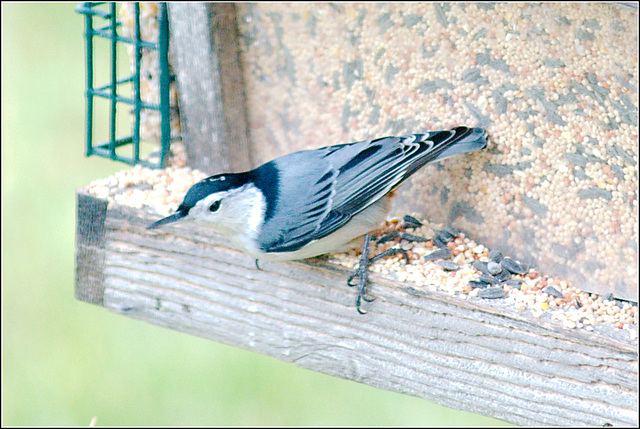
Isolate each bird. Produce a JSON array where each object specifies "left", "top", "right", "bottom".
[{"left": 148, "top": 126, "right": 488, "bottom": 313}]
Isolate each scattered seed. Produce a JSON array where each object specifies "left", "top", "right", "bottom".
[
  {"left": 501, "top": 257, "right": 528, "bottom": 275},
  {"left": 472, "top": 245, "right": 485, "bottom": 254},
  {"left": 505, "top": 279, "right": 523, "bottom": 290},
  {"left": 441, "top": 226, "right": 459, "bottom": 239},
  {"left": 401, "top": 232, "right": 428, "bottom": 243},
  {"left": 424, "top": 247, "right": 453, "bottom": 261},
  {"left": 488, "top": 249, "right": 503, "bottom": 263},
  {"left": 479, "top": 273, "right": 499, "bottom": 285},
  {"left": 469, "top": 280, "right": 489, "bottom": 289},
  {"left": 435, "top": 229, "right": 455, "bottom": 244},
  {"left": 438, "top": 260, "right": 460, "bottom": 271},
  {"left": 403, "top": 215, "right": 423, "bottom": 229},
  {"left": 494, "top": 270, "right": 512, "bottom": 282},
  {"left": 487, "top": 261, "right": 503, "bottom": 275},
  {"left": 478, "top": 286, "right": 506, "bottom": 299},
  {"left": 432, "top": 236, "right": 449, "bottom": 249},
  {"left": 471, "top": 260, "right": 492, "bottom": 276},
  {"left": 543, "top": 285, "right": 565, "bottom": 299}
]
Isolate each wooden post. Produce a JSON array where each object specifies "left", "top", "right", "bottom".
[
  {"left": 168, "top": 3, "right": 252, "bottom": 174},
  {"left": 74, "top": 191, "right": 638, "bottom": 426}
]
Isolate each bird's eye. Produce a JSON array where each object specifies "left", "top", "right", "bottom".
[{"left": 209, "top": 201, "right": 221, "bottom": 212}]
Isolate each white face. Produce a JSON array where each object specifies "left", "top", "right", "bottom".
[
  {"left": 189, "top": 191, "right": 232, "bottom": 224},
  {"left": 185, "top": 184, "right": 267, "bottom": 252}
]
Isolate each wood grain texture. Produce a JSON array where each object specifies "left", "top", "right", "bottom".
[
  {"left": 75, "top": 191, "right": 638, "bottom": 426},
  {"left": 168, "top": 3, "right": 252, "bottom": 174},
  {"left": 75, "top": 192, "right": 108, "bottom": 304}
]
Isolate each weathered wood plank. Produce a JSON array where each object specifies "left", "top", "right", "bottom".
[
  {"left": 168, "top": 3, "right": 252, "bottom": 173},
  {"left": 75, "top": 191, "right": 638, "bottom": 426},
  {"left": 75, "top": 192, "right": 108, "bottom": 304}
]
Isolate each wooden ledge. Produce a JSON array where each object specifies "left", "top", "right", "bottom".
[{"left": 75, "top": 190, "right": 638, "bottom": 426}]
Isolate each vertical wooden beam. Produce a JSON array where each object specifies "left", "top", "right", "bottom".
[{"left": 168, "top": 3, "right": 252, "bottom": 174}]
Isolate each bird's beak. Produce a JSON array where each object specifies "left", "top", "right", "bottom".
[{"left": 147, "top": 210, "right": 187, "bottom": 230}]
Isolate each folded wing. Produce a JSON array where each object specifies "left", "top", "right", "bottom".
[{"left": 257, "top": 127, "right": 487, "bottom": 253}]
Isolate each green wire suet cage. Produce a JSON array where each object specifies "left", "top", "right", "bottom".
[{"left": 76, "top": 2, "right": 172, "bottom": 168}]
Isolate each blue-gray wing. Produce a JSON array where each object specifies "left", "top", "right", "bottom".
[{"left": 256, "top": 127, "right": 487, "bottom": 253}]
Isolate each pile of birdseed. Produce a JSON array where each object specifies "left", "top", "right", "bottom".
[
  {"left": 84, "top": 152, "right": 207, "bottom": 218},
  {"left": 236, "top": 2, "right": 638, "bottom": 301},
  {"left": 329, "top": 215, "right": 638, "bottom": 339}
]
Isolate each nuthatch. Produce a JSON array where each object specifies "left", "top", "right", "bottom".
[{"left": 149, "top": 126, "right": 488, "bottom": 313}]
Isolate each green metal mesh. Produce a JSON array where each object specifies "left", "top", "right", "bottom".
[{"left": 76, "top": 2, "right": 172, "bottom": 168}]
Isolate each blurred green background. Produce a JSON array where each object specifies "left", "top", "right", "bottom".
[{"left": 2, "top": 3, "right": 511, "bottom": 426}]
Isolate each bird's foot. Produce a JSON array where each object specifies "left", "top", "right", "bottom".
[
  {"left": 347, "top": 233, "right": 411, "bottom": 314},
  {"left": 347, "top": 234, "right": 377, "bottom": 314}
]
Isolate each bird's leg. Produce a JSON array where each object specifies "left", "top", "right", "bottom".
[
  {"left": 347, "top": 233, "right": 377, "bottom": 314},
  {"left": 347, "top": 217, "right": 431, "bottom": 314},
  {"left": 347, "top": 233, "right": 412, "bottom": 314}
]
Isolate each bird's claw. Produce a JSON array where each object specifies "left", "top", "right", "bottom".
[{"left": 349, "top": 218, "right": 423, "bottom": 313}]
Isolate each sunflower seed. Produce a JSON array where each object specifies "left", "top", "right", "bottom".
[
  {"left": 469, "top": 280, "right": 489, "bottom": 289},
  {"left": 543, "top": 285, "right": 564, "bottom": 299},
  {"left": 438, "top": 260, "right": 460, "bottom": 271},
  {"left": 479, "top": 273, "right": 499, "bottom": 284},
  {"left": 403, "top": 215, "right": 423, "bottom": 229},
  {"left": 478, "top": 286, "right": 506, "bottom": 299},
  {"left": 505, "top": 279, "right": 523, "bottom": 290},
  {"left": 424, "top": 247, "right": 453, "bottom": 261},
  {"left": 501, "top": 257, "right": 528, "bottom": 275},
  {"left": 488, "top": 249, "right": 503, "bottom": 263},
  {"left": 471, "top": 260, "right": 492, "bottom": 276}
]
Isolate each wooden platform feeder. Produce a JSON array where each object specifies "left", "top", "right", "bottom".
[{"left": 75, "top": 4, "right": 638, "bottom": 426}]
